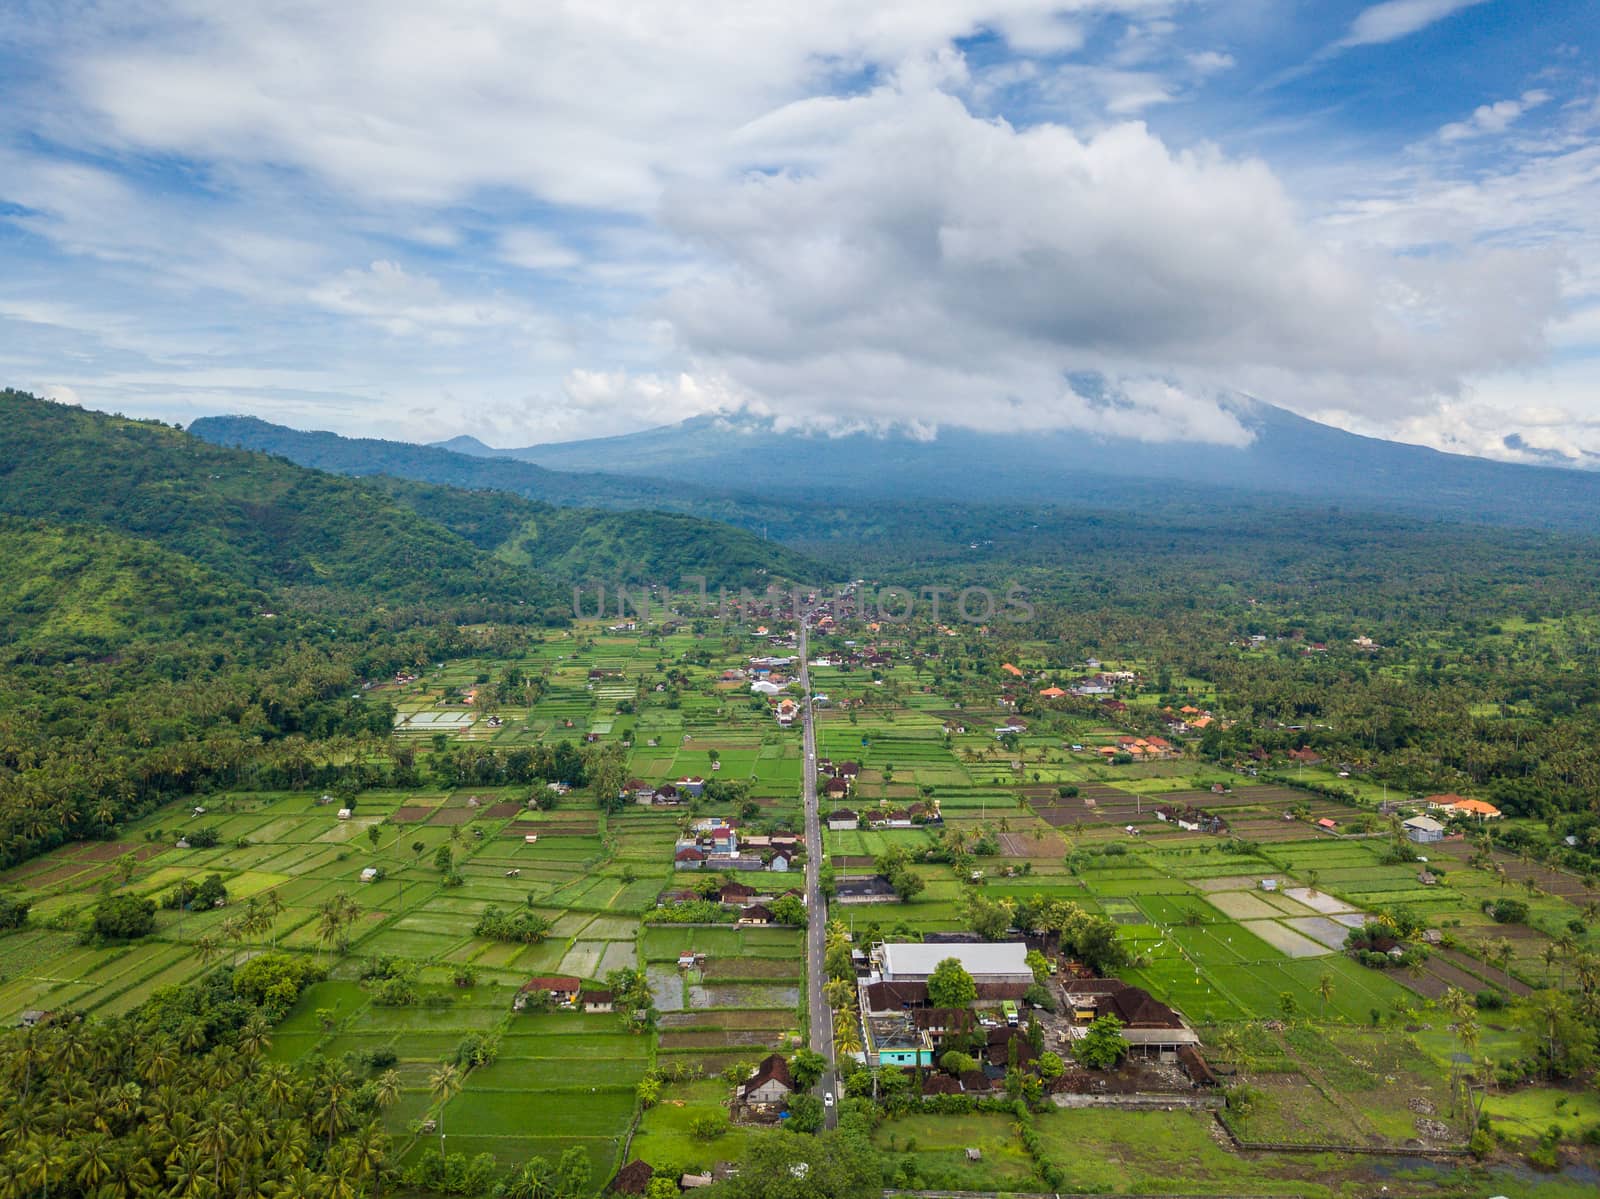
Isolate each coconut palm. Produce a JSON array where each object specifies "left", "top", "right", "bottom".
[{"left": 429, "top": 1063, "right": 462, "bottom": 1156}]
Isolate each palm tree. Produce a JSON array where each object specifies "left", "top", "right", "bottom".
[
  {"left": 1489, "top": 936, "right": 1516, "bottom": 992},
  {"left": 429, "top": 1063, "right": 462, "bottom": 1157},
  {"left": 832, "top": 1010, "right": 862, "bottom": 1056},
  {"left": 263, "top": 888, "right": 286, "bottom": 947},
  {"left": 345, "top": 1120, "right": 388, "bottom": 1196},
  {"left": 1317, "top": 972, "right": 1334, "bottom": 1018},
  {"left": 20, "top": 1135, "right": 67, "bottom": 1199},
  {"left": 374, "top": 1068, "right": 403, "bottom": 1111}
]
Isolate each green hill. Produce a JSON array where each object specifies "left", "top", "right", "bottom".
[
  {"left": 0, "top": 390, "right": 562, "bottom": 614},
  {"left": 366, "top": 476, "right": 821, "bottom": 587},
  {"left": 0, "top": 517, "right": 259, "bottom": 662}
]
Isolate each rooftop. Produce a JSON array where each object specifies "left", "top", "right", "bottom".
[{"left": 878, "top": 941, "right": 1029, "bottom": 979}]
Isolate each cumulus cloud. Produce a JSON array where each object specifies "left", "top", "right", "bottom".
[
  {"left": 655, "top": 78, "right": 1560, "bottom": 438},
  {"left": 0, "top": 1, "right": 1587, "bottom": 453},
  {"left": 1439, "top": 90, "right": 1551, "bottom": 141}
]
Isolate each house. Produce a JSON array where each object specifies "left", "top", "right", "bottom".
[
  {"left": 337, "top": 808, "right": 353, "bottom": 821},
  {"left": 827, "top": 809, "right": 859, "bottom": 831},
  {"left": 720, "top": 882, "right": 757, "bottom": 905},
  {"left": 737, "top": 904, "right": 774, "bottom": 926},
  {"left": 1434, "top": 796, "right": 1503, "bottom": 821},
  {"left": 1064, "top": 980, "right": 1199, "bottom": 1062},
  {"left": 18, "top": 1010, "right": 52, "bottom": 1028},
  {"left": 1316, "top": 817, "right": 1338, "bottom": 831},
  {"left": 739, "top": 1053, "right": 793, "bottom": 1106},
  {"left": 514, "top": 976, "right": 582, "bottom": 1010},
  {"left": 653, "top": 783, "right": 680, "bottom": 806},
  {"left": 823, "top": 777, "right": 851, "bottom": 799},
  {"left": 1424, "top": 794, "right": 1498, "bottom": 819},
  {"left": 767, "top": 847, "right": 794, "bottom": 873},
  {"left": 1259, "top": 878, "right": 1278, "bottom": 892},
  {"left": 1288, "top": 747, "right": 1323, "bottom": 765},
  {"left": 873, "top": 942, "right": 1031, "bottom": 987},
  {"left": 674, "top": 846, "right": 707, "bottom": 869},
  {"left": 581, "top": 989, "right": 615, "bottom": 1013},
  {"left": 835, "top": 875, "right": 899, "bottom": 904},
  {"left": 359, "top": 867, "right": 379, "bottom": 883},
  {"left": 608, "top": 1160, "right": 655, "bottom": 1195},
  {"left": 1038, "top": 686, "right": 1066, "bottom": 699},
  {"left": 912, "top": 1007, "right": 976, "bottom": 1048},
  {"left": 1001, "top": 663, "right": 1025, "bottom": 678},
  {"left": 678, "top": 777, "right": 706, "bottom": 798}
]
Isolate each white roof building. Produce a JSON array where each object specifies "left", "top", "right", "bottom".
[{"left": 874, "top": 941, "right": 1031, "bottom": 985}]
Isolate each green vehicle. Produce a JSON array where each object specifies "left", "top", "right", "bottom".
[{"left": 1002, "top": 1000, "right": 1019, "bottom": 1027}]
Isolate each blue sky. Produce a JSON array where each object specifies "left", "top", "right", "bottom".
[{"left": 1, "top": 1, "right": 1597, "bottom": 463}]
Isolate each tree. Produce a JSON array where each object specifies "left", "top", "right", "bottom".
[
  {"left": 786, "top": 1092, "right": 824, "bottom": 1133},
  {"left": 939, "top": 1050, "right": 977, "bottom": 1075},
  {"left": 1317, "top": 972, "right": 1334, "bottom": 1017},
  {"left": 366, "top": 824, "right": 382, "bottom": 850},
  {"left": 1037, "top": 1050, "right": 1065, "bottom": 1082},
  {"left": 1075, "top": 1014, "right": 1128, "bottom": 1069},
  {"left": 645, "top": 1178, "right": 680, "bottom": 1199},
  {"left": 716, "top": 1128, "right": 882, "bottom": 1199},
  {"left": 91, "top": 894, "right": 155, "bottom": 940},
  {"left": 429, "top": 1063, "right": 462, "bottom": 1157},
  {"left": 433, "top": 845, "right": 453, "bottom": 874},
  {"left": 789, "top": 1049, "right": 826, "bottom": 1091},
  {"left": 926, "top": 957, "right": 977, "bottom": 1009},
  {"left": 957, "top": 891, "right": 1015, "bottom": 941},
  {"left": 553, "top": 1145, "right": 591, "bottom": 1199},
  {"left": 1024, "top": 948, "right": 1051, "bottom": 985}
]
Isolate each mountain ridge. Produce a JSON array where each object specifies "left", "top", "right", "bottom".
[{"left": 419, "top": 401, "right": 1600, "bottom": 531}]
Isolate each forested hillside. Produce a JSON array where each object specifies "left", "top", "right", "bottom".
[
  {"left": 0, "top": 392, "right": 562, "bottom": 615},
  {"left": 368, "top": 476, "right": 820, "bottom": 587}
]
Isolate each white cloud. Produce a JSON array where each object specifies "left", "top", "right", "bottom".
[
  {"left": 498, "top": 229, "right": 583, "bottom": 273},
  {"left": 657, "top": 78, "right": 1560, "bottom": 438},
  {"left": 1438, "top": 90, "right": 1551, "bottom": 142},
  {"left": 1337, "top": 0, "right": 1491, "bottom": 50},
  {"left": 307, "top": 260, "right": 558, "bottom": 345},
  {"left": 1186, "top": 50, "right": 1236, "bottom": 75},
  {"left": 0, "top": 0, "right": 1591, "bottom": 456}
]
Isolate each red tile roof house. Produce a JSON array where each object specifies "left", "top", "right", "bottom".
[
  {"left": 513, "top": 976, "right": 582, "bottom": 1010},
  {"left": 580, "top": 989, "right": 615, "bottom": 1013},
  {"left": 674, "top": 845, "right": 708, "bottom": 870},
  {"left": 739, "top": 1053, "right": 794, "bottom": 1106},
  {"left": 719, "top": 882, "right": 757, "bottom": 905},
  {"left": 737, "top": 904, "right": 774, "bottom": 926},
  {"left": 608, "top": 1160, "right": 655, "bottom": 1195}
]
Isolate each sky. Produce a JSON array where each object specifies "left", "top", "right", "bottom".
[{"left": 1, "top": 1, "right": 1598, "bottom": 463}]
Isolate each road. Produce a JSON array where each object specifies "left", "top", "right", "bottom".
[{"left": 798, "top": 615, "right": 839, "bottom": 1128}]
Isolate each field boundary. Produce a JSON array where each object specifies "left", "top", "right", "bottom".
[{"left": 1214, "top": 1111, "right": 1468, "bottom": 1158}]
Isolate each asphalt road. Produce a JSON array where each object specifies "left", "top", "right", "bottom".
[{"left": 798, "top": 616, "right": 839, "bottom": 1128}]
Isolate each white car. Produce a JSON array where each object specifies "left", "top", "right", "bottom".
[{"left": 823, "top": 1092, "right": 835, "bottom": 1107}]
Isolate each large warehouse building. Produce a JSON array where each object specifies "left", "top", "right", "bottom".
[{"left": 871, "top": 941, "right": 1033, "bottom": 987}]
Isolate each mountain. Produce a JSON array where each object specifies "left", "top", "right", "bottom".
[
  {"left": 0, "top": 390, "right": 562, "bottom": 614},
  {"left": 193, "top": 414, "right": 706, "bottom": 510},
  {"left": 434, "top": 400, "right": 1600, "bottom": 532}
]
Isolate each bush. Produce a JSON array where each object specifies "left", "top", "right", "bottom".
[
  {"left": 1483, "top": 898, "right": 1529, "bottom": 924},
  {"left": 0, "top": 895, "right": 30, "bottom": 931},
  {"left": 473, "top": 905, "right": 551, "bottom": 943},
  {"left": 233, "top": 953, "right": 325, "bottom": 1011},
  {"left": 91, "top": 894, "right": 155, "bottom": 941}
]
